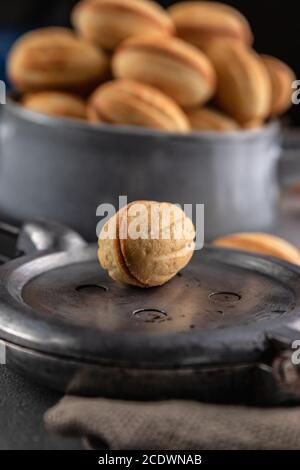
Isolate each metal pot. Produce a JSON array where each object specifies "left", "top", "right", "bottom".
[{"left": 0, "top": 99, "right": 281, "bottom": 242}]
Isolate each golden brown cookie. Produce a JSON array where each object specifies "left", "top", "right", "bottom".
[
  {"left": 187, "top": 107, "right": 239, "bottom": 132},
  {"left": 72, "top": 0, "right": 174, "bottom": 51},
  {"left": 168, "top": 1, "right": 253, "bottom": 50},
  {"left": 261, "top": 55, "right": 295, "bottom": 117},
  {"left": 98, "top": 201, "right": 196, "bottom": 287},
  {"left": 205, "top": 40, "right": 271, "bottom": 124},
  {"left": 87, "top": 79, "right": 190, "bottom": 132},
  {"left": 212, "top": 232, "right": 300, "bottom": 265},
  {"left": 22, "top": 92, "right": 87, "bottom": 120},
  {"left": 7, "top": 27, "right": 109, "bottom": 93},
  {"left": 112, "top": 35, "right": 216, "bottom": 107}
]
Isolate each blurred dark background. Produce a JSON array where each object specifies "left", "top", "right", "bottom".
[{"left": 0, "top": 0, "right": 299, "bottom": 124}]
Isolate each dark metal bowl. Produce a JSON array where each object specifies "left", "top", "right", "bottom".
[{"left": 0, "top": 99, "right": 281, "bottom": 241}]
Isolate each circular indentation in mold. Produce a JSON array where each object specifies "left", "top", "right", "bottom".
[
  {"left": 132, "top": 308, "right": 167, "bottom": 323},
  {"left": 209, "top": 292, "right": 242, "bottom": 305},
  {"left": 76, "top": 284, "right": 108, "bottom": 293}
]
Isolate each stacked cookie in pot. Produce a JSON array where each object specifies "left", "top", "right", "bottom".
[{"left": 7, "top": 0, "right": 295, "bottom": 133}]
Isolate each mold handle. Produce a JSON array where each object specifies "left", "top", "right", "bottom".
[{"left": 0, "top": 220, "right": 87, "bottom": 259}]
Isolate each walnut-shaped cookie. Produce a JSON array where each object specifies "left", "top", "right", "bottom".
[{"left": 98, "top": 201, "right": 196, "bottom": 287}]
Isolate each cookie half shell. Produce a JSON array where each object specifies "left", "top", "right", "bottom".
[
  {"left": 187, "top": 107, "right": 239, "bottom": 132},
  {"left": 7, "top": 27, "right": 109, "bottom": 93},
  {"left": 112, "top": 35, "right": 216, "bottom": 107},
  {"left": 22, "top": 91, "right": 87, "bottom": 120},
  {"left": 88, "top": 79, "right": 190, "bottom": 132},
  {"left": 168, "top": 1, "right": 253, "bottom": 49},
  {"left": 72, "top": 0, "right": 175, "bottom": 50},
  {"left": 205, "top": 40, "right": 271, "bottom": 124},
  {"left": 213, "top": 233, "right": 300, "bottom": 265},
  {"left": 262, "top": 54, "right": 295, "bottom": 117}
]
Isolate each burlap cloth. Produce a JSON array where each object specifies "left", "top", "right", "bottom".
[{"left": 44, "top": 397, "right": 300, "bottom": 450}]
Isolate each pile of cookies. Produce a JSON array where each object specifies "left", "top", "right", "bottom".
[{"left": 7, "top": 0, "right": 296, "bottom": 133}]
